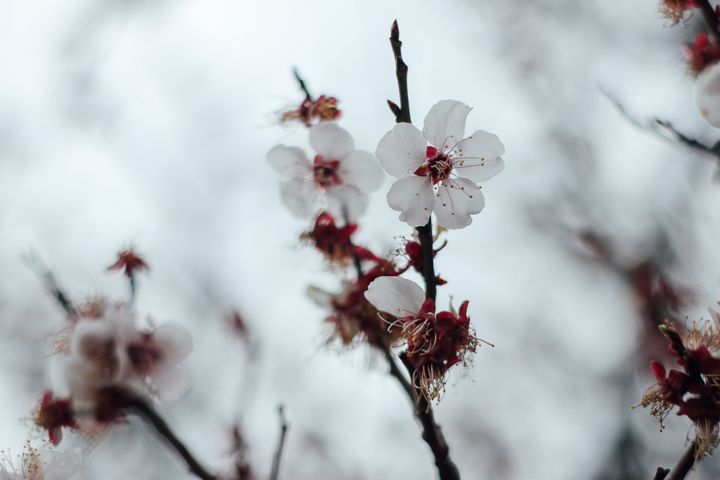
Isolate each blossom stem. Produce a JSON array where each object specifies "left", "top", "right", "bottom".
[
  {"left": 664, "top": 441, "right": 697, "bottom": 480},
  {"left": 270, "top": 405, "right": 289, "bottom": 480},
  {"left": 386, "top": 20, "right": 460, "bottom": 480},
  {"left": 292, "top": 68, "right": 313, "bottom": 101},
  {"left": 128, "top": 396, "right": 218, "bottom": 480},
  {"left": 697, "top": 0, "right": 720, "bottom": 42}
]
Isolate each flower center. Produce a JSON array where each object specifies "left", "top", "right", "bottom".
[
  {"left": 313, "top": 155, "right": 342, "bottom": 188},
  {"left": 414, "top": 146, "right": 453, "bottom": 184}
]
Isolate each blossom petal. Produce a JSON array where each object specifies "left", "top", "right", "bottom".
[
  {"left": 340, "top": 150, "right": 384, "bottom": 193},
  {"left": 152, "top": 363, "right": 190, "bottom": 401},
  {"left": 433, "top": 178, "right": 485, "bottom": 230},
  {"left": 267, "top": 145, "right": 311, "bottom": 178},
  {"left": 451, "top": 129, "right": 505, "bottom": 182},
  {"left": 309, "top": 122, "right": 355, "bottom": 159},
  {"left": 364, "top": 276, "right": 425, "bottom": 317},
  {"left": 386, "top": 175, "right": 434, "bottom": 227},
  {"left": 280, "top": 178, "right": 320, "bottom": 218},
  {"left": 44, "top": 448, "right": 82, "bottom": 480},
  {"left": 326, "top": 184, "right": 368, "bottom": 222},
  {"left": 375, "top": 123, "right": 427, "bottom": 177},
  {"left": 422, "top": 100, "right": 471, "bottom": 151},
  {"left": 695, "top": 62, "right": 720, "bottom": 128},
  {"left": 307, "top": 285, "right": 334, "bottom": 308},
  {"left": 155, "top": 323, "right": 193, "bottom": 361}
]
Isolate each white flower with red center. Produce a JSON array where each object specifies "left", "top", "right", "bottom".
[
  {"left": 375, "top": 100, "right": 505, "bottom": 229},
  {"left": 267, "top": 122, "right": 384, "bottom": 221}
]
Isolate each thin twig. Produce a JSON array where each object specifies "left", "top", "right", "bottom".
[
  {"left": 127, "top": 396, "right": 217, "bottom": 480},
  {"left": 292, "top": 68, "right": 313, "bottom": 101},
  {"left": 602, "top": 89, "right": 720, "bottom": 169},
  {"left": 270, "top": 405, "right": 289, "bottom": 480},
  {"left": 665, "top": 441, "right": 697, "bottom": 480},
  {"left": 386, "top": 21, "right": 460, "bottom": 480},
  {"left": 653, "top": 467, "right": 671, "bottom": 480},
  {"left": 23, "top": 251, "right": 77, "bottom": 317}
]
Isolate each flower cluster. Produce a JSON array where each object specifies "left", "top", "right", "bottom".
[
  {"left": 33, "top": 256, "right": 192, "bottom": 447},
  {"left": 365, "top": 276, "right": 481, "bottom": 402},
  {"left": 638, "top": 312, "right": 720, "bottom": 459},
  {"left": 281, "top": 95, "right": 341, "bottom": 127},
  {"left": 300, "top": 212, "right": 379, "bottom": 267}
]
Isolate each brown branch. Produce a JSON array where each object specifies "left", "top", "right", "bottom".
[
  {"left": 127, "top": 396, "right": 217, "bottom": 480},
  {"left": 385, "top": 20, "right": 460, "bottom": 480},
  {"left": 24, "top": 251, "right": 77, "bottom": 318},
  {"left": 270, "top": 405, "right": 289, "bottom": 480},
  {"left": 665, "top": 441, "right": 697, "bottom": 480},
  {"left": 653, "top": 466, "right": 671, "bottom": 480}
]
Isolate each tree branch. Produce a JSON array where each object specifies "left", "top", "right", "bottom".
[
  {"left": 270, "top": 405, "right": 289, "bottom": 480},
  {"left": 664, "top": 441, "right": 697, "bottom": 480},
  {"left": 292, "top": 68, "right": 313, "bottom": 101},
  {"left": 127, "top": 396, "right": 217, "bottom": 480},
  {"left": 385, "top": 20, "right": 461, "bottom": 480},
  {"left": 697, "top": 0, "right": 719, "bottom": 43}
]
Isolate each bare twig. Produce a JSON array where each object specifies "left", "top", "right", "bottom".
[
  {"left": 23, "top": 251, "right": 77, "bottom": 317},
  {"left": 697, "top": 0, "right": 720, "bottom": 43},
  {"left": 653, "top": 467, "right": 671, "bottom": 480},
  {"left": 389, "top": 20, "right": 411, "bottom": 124},
  {"left": 603, "top": 89, "right": 720, "bottom": 169},
  {"left": 127, "top": 395, "right": 217, "bottom": 480},
  {"left": 270, "top": 405, "right": 289, "bottom": 480},
  {"left": 292, "top": 68, "right": 313, "bottom": 101}
]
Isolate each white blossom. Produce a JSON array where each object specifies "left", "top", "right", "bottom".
[
  {"left": 0, "top": 444, "right": 80, "bottom": 480},
  {"left": 364, "top": 276, "right": 425, "bottom": 318},
  {"left": 376, "top": 100, "right": 505, "bottom": 229},
  {"left": 267, "top": 122, "right": 384, "bottom": 221}
]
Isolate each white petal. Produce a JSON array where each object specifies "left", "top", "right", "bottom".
[
  {"left": 364, "top": 276, "right": 425, "bottom": 317},
  {"left": 325, "top": 184, "right": 368, "bottom": 222},
  {"left": 375, "top": 123, "right": 427, "bottom": 177},
  {"left": 695, "top": 62, "right": 720, "bottom": 128},
  {"left": 451, "top": 129, "right": 505, "bottom": 182},
  {"left": 44, "top": 448, "right": 82, "bottom": 480},
  {"left": 339, "top": 150, "right": 384, "bottom": 193},
  {"left": 279, "top": 178, "right": 320, "bottom": 218},
  {"left": 267, "top": 145, "right": 311, "bottom": 178},
  {"left": 155, "top": 323, "right": 193, "bottom": 361},
  {"left": 307, "top": 286, "right": 334, "bottom": 309},
  {"left": 152, "top": 364, "right": 190, "bottom": 401},
  {"left": 422, "top": 100, "right": 471, "bottom": 151},
  {"left": 386, "top": 175, "right": 434, "bottom": 227},
  {"left": 309, "top": 122, "right": 355, "bottom": 159},
  {"left": 433, "top": 178, "right": 485, "bottom": 230}
]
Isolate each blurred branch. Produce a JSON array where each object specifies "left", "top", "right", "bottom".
[
  {"left": 127, "top": 394, "right": 218, "bottom": 480},
  {"left": 698, "top": 0, "right": 720, "bottom": 43},
  {"left": 653, "top": 467, "right": 670, "bottom": 480},
  {"left": 663, "top": 441, "right": 697, "bottom": 480},
  {"left": 23, "top": 251, "right": 77, "bottom": 318},
  {"left": 292, "top": 68, "right": 313, "bottom": 101},
  {"left": 602, "top": 88, "right": 720, "bottom": 171},
  {"left": 270, "top": 405, "right": 289, "bottom": 480}
]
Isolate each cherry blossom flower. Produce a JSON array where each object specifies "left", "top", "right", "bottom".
[
  {"left": 267, "top": 122, "right": 384, "bottom": 221},
  {"left": 301, "top": 212, "right": 379, "bottom": 267},
  {"left": 0, "top": 443, "right": 80, "bottom": 480},
  {"left": 107, "top": 249, "right": 149, "bottom": 278},
  {"left": 659, "top": 0, "right": 698, "bottom": 24},
  {"left": 376, "top": 100, "right": 505, "bottom": 229},
  {"left": 33, "top": 393, "right": 77, "bottom": 446},
  {"left": 281, "top": 95, "right": 341, "bottom": 126},
  {"left": 695, "top": 59, "right": 720, "bottom": 128},
  {"left": 364, "top": 276, "right": 481, "bottom": 401}
]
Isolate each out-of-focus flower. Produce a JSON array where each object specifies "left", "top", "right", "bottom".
[
  {"left": 301, "top": 212, "right": 379, "bottom": 267},
  {"left": 686, "top": 33, "right": 720, "bottom": 77},
  {"left": 0, "top": 443, "right": 81, "bottom": 480},
  {"left": 659, "top": 0, "right": 698, "bottom": 24},
  {"left": 637, "top": 317, "right": 720, "bottom": 459},
  {"left": 107, "top": 250, "right": 149, "bottom": 278},
  {"left": 364, "top": 276, "right": 481, "bottom": 401},
  {"left": 376, "top": 100, "right": 504, "bottom": 229},
  {"left": 268, "top": 123, "right": 384, "bottom": 221},
  {"left": 281, "top": 95, "right": 341, "bottom": 126},
  {"left": 695, "top": 58, "right": 720, "bottom": 127},
  {"left": 34, "top": 393, "right": 77, "bottom": 446},
  {"left": 308, "top": 262, "right": 404, "bottom": 347}
]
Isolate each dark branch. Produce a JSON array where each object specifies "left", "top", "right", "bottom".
[
  {"left": 603, "top": 89, "right": 720, "bottom": 169},
  {"left": 270, "top": 405, "right": 289, "bottom": 480},
  {"left": 665, "top": 441, "right": 697, "bottom": 480},
  {"left": 292, "top": 68, "right": 313, "bottom": 101},
  {"left": 127, "top": 396, "right": 217, "bottom": 480},
  {"left": 385, "top": 20, "right": 460, "bottom": 480},
  {"left": 653, "top": 467, "right": 671, "bottom": 480},
  {"left": 24, "top": 251, "right": 77, "bottom": 317},
  {"left": 697, "top": 0, "right": 720, "bottom": 42}
]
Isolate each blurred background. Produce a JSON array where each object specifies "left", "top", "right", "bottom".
[{"left": 2, "top": 0, "right": 720, "bottom": 478}]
